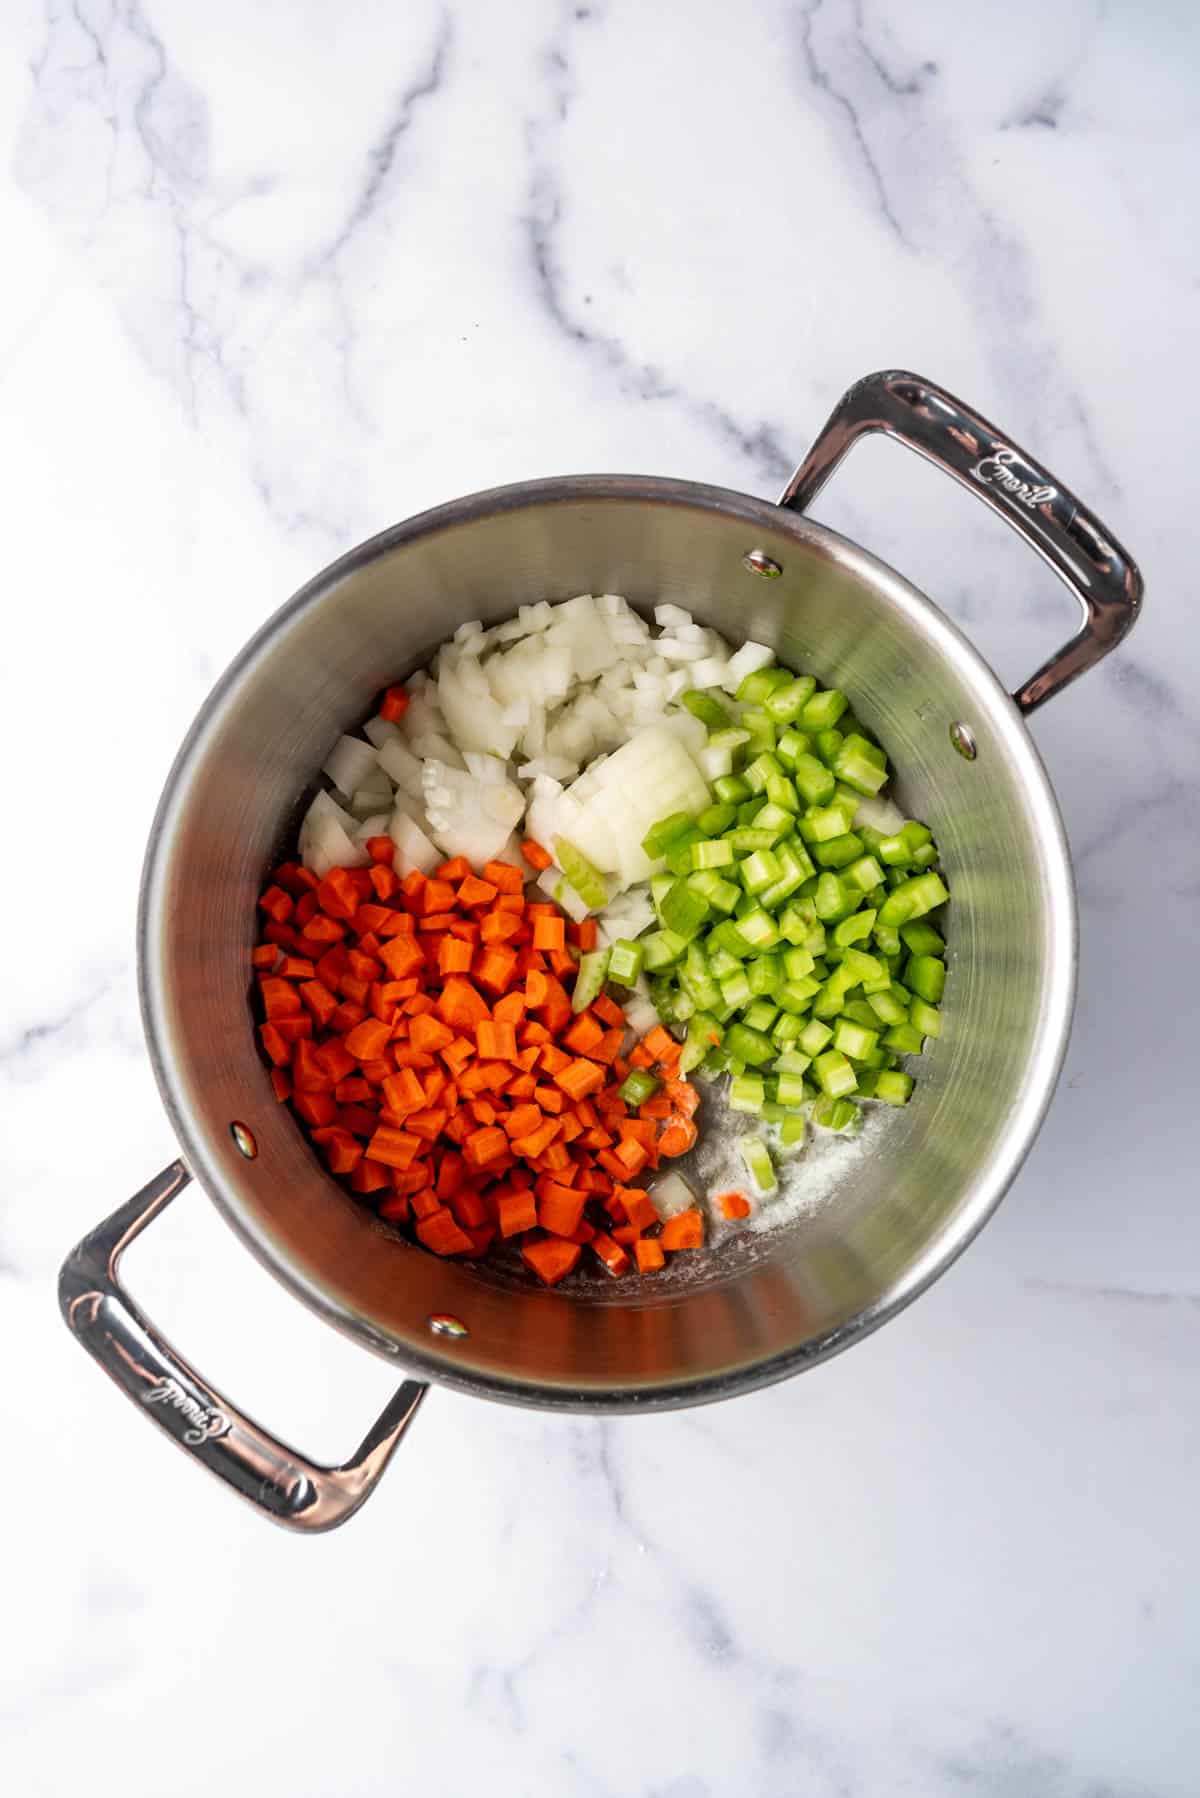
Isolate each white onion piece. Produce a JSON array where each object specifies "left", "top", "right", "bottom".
[
  {"left": 348, "top": 771, "right": 395, "bottom": 818},
  {"left": 689, "top": 655, "right": 729, "bottom": 689},
  {"left": 724, "top": 640, "right": 775, "bottom": 690},
  {"left": 561, "top": 725, "right": 709, "bottom": 888},
  {"left": 653, "top": 603, "right": 693, "bottom": 629},
  {"left": 322, "top": 734, "right": 380, "bottom": 798},
  {"left": 421, "top": 760, "right": 524, "bottom": 865},
  {"left": 389, "top": 809, "right": 440, "bottom": 875},
  {"left": 362, "top": 714, "right": 403, "bottom": 749},
  {"left": 852, "top": 793, "right": 906, "bottom": 834},
  {"left": 697, "top": 741, "right": 734, "bottom": 782},
  {"left": 353, "top": 812, "right": 391, "bottom": 844},
  {"left": 299, "top": 791, "right": 368, "bottom": 877},
  {"left": 377, "top": 737, "right": 424, "bottom": 795},
  {"left": 650, "top": 1171, "right": 697, "bottom": 1219}
]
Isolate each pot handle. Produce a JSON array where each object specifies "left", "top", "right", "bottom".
[
  {"left": 58, "top": 1162, "right": 427, "bottom": 1531},
  {"left": 778, "top": 370, "right": 1143, "bottom": 713}
]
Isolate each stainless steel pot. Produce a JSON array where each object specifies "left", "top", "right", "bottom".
[{"left": 60, "top": 372, "right": 1141, "bottom": 1530}]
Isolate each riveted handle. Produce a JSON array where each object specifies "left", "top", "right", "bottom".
[
  {"left": 59, "top": 1162, "right": 427, "bottom": 1531},
  {"left": 779, "top": 370, "right": 1143, "bottom": 712}
]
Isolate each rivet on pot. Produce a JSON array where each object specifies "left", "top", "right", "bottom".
[
  {"left": 428, "top": 1314, "right": 469, "bottom": 1340},
  {"left": 950, "top": 721, "right": 978, "bottom": 761},
  {"left": 230, "top": 1121, "right": 258, "bottom": 1160},
  {"left": 742, "top": 548, "right": 783, "bottom": 578}
]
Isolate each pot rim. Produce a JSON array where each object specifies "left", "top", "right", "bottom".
[{"left": 138, "top": 472, "right": 1077, "bottom": 1411}]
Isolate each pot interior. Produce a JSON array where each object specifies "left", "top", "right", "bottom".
[{"left": 141, "top": 478, "right": 1074, "bottom": 1407}]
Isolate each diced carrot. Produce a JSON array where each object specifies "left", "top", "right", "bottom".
[
  {"left": 590, "top": 1231, "right": 630, "bottom": 1277},
  {"left": 259, "top": 976, "right": 301, "bottom": 1020},
  {"left": 416, "top": 1209, "right": 473, "bottom": 1255},
  {"left": 635, "top": 1238, "right": 666, "bottom": 1274},
  {"left": 252, "top": 943, "right": 279, "bottom": 970},
  {"left": 436, "top": 856, "right": 472, "bottom": 883},
  {"left": 613, "top": 1136, "right": 649, "bottom": 1177},
  {"left": 532, "top": 914, "right": 565, "bottom": 952},
  {"left": 366, "top": 1126, "right": 422, "bottom": 1170},
  {"left": 379, "top": 684, "right": 410, "bottom": 722},
  {"left": 476, "top": 1019, "right": 518, "bottom": 1061},
  {"left": 571, "top": 918, "right": 598, "bottom": 952},
  {"left": 640, "top": 1095, "right": 674, "bottom": 1120},
  {"left": 554, "top": 1058, "right": 605, "bottom": 1101},
  {"left": 564, "top": 1012, "right": 604, "bottom": 1055},
  {"left": 259, "top": 1022, "right": 292, "bottom": 1066},
  {"left": 661, "top": 1208, "right": 704, "bottom": 1250},
  {"left": 378, "top": 1192, "right": 412, "bottom": 1222},
  {"left": 521, "top": 1235, "right": 582, "bottom": 1286},
  {"left": 497, "top": 1189, "right": 537, "bottom": 1236},
  {"left": 537, "top": 1182, "right": 586, "bottom": 1238},
  {"left": 311, "top": 1128, "right": 363, "bottom": 1175},
  {"left": 316, "top": 867, "right": 361, "bottom": 921},
  {"left": 343, "top": 1017, "right": 392, "bottom": 1062},
  {"left": 717, "top": 1191, "right": 752, "bottom": 1220},
  {"left": 511, "top": 1119, "right": 561, "bottom": 1159},
  {"left": 611, "top": 1223, "right": 640, "bottom": 1246},
  {"left": 269, "top": 1067, "right": 292, "bottom": 1103},
  {"left": 619, "top": 1117, "right": 657, "bottom": 1148},
  {"left": 475, "top": 945, "right": 518, "bottom": 994},
  {"left": 448, "top": 1185, "right": 489, "bottom": 1229},
  {"left": 617, "top": 1188, "right": 660, "bottom": 1232},
  {"left": 293, "top": 1090, "right": 337, "bottom": 1127},
  {"left": 481, "top": 859, "right": 524, "bottom": 894},
  {"left": 436, "top": 975, "right": 490, "bottom": 1030},
  {"left": 658, "top": 1117, "right": 698, "bottom": 1158},
  {"left": 520, "top": 839, "right": 553, "bottom": 871},
  {"left": 379, "top": 934, "right": 425, "bottom": 979},
  {"left": 258, "top": 887, "right": 295, "bottom": 924},
  {"left": 592, "top": 992, "right": 625, "bottom": 1028},
  {"left": 525, "top": 968, "right": 549, "bottom": 1007},
  {"left": 463, "top": 1125, "right": 508, "bottom": 1171},
  {"left": 644, "top": 1025, "right": 678, "bottom": 1064}
]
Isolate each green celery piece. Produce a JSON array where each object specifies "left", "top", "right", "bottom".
[
  {"left": 725, "top": 827, "right": 777, "bottom": 856},
  {"left": 680, "top": 1012, "right": 721, "bottom": 1074},
  {"left": 813, "top": 833, "right": 866, "bottom": 870},
  {"left": 713, "top": 773, "right": 752, "bottom": 805},
  {"left": 740, "top": 710, "right": 777, "bottom": 755},
  {"left": 774, "top": 1069, "right": 808, "bottom": 1108},
  {"left": 811, "top": 1095, "right": 858, "bottom": 1130},
  {"left": 909, "top": 996, "right": 941, "bottom": 1039},
  {"left": 782, "top": 945, "right": 815, "bottom": 981},
  {"left": 800, "top": 804, "right": 850, "bottom": 844},
  {"left": 700, "top": 1045, "right": 730, "bottom": 1076},
  {"left": 833, "top": 909, "right": 877, "bottom": 948},
  {"left": 905, "top": 954, "right": 946, "bottom": 1002},
  {"left": 813, "top": 969, "right": 854, "bottom": 1020},
  {"left": 743, "top": 751, "right": 783, "bottom": 793},
  {"left": 708, "top": 944, "right": 742, "bottom": 980},
  {"left": 739, "top": 1134, "right": 778, "bottom": 1194},
  {"left": 690, "top": 836, "right": 735, "bottom": 871},
  {"left": 554, "top": 837, "right": 609, "bottom": 909},
  {"left": 764, "top": 772, "right": 800, "bottom": 813},
  {"left": 778, "top": 1114, "right": 807, "bottom": 1148},
  {"left": 801, "top": 687, "right": 848, "bottom": 730},
  {"left": 833, "top": 783, "right": 864, "bottom": 821},
  {"left": 775, "top": 728, "right": 811, "bottom": 768},
  {"left": 710, "top": 918, "right": 753, "bottom": 960},
  {"left": 736, "top": 665, "right": 790, "bottom": 705},
  {"left": 814, "top": 728, "right": 844, "bottom": 768},
  {"left": 740, "top": 848, "right": 783, "bottom": 894},
  {"left": 729, "top": 1072, "right": 766, "bottom": 1113},
  {"left": 857, "top": 1045, "right": 890, "bottom": 1070},
  {"left": 874, "top": 1069, "right": 914, "bottom": 1106},
  {"left": 673, "top": 990, "right": 696, "bottom": 1021},
  {"left": 776, "top": 977, "right": 819, "bottom": 1014},
  {"left": 878, "top": 833, "right": 915, "bottom": 867},
  {"left": 900, "top": 919, "right": 945, "bottom": 955},
  {"left": 660, "top": 880, "right": 710, "bottom": 939},
  {"left": 841, "top": 998, "right": 883, "bottom": 1030},
  {"left": 747, "top": 952, "right": 782, "bottom": 995},
  {"left": 774, "top": 1049, "right": 812, "bottom": 1075},
  {"left": 650, "top": 873, "right": 674, "bottom": 917},
  {"left": 606, "top": 938, "right": 644, "bottom": 984},
  {"left": 619, "top": 1068, "right": 660, "bottom": 1106},
  {"left": 844, "top": 855, "right": 885, "bottom": 894},
  {"left": 884, "top": 1021, "right": 925, "bottom": 1056},
  {"left": 724, "top": 1021, "right": 776, "bottom": 1066},
  {"left": 763, "top": 674, "right": 816, "bottom": 723},
  {"left": 873, "top": 922, "right": 903, "bottom": 957},
  {"left": 687, "top": 869, "right": 740, "bottom": 913},
  {"left": 681, "top": 690, "right": 733, "bottom": 730},
  {"left": 842, "top": 946, "right": 885, "bottom": 985},
  {"left": 697, "top": 801, "right": 737, "bottom": 837},
  {"left": 813, "top": 1047, "right": 857, "bottom": 1098},
  {"left": 641, "top": 928, "right": 688, "bottom": 971},
  {"left": 735, "top": 907, "right": 780, "bottom": 949},
  {"left": 866, "top": 986, "right": 908, "bottom": 1026},
  {"left": 720, "top": 968, "right": 752, "bottom": 1009},
  {"left": 813, "top": 873, "right": 851, "bottom": 922},
  {"left": 772, "top": 1011, "right": 803, "bottom": 1045},
  {"left": 833, "top": 1018, "right": 879, "bottom": 1060},
  {"left": 833, "top": 732, "right": 888, "bottom": 796},
  {"left": 877, "top": 871, "right": 950, "bottom": 927},
  {"left": 641, "top": 811, "right": 695, "bottom": 859},
  {"left": 791, "top": 753, "right": 836, "bottom": 805},
  {"left": 910, "top": 844, "right": 938, "bottom": 869},
  {"left": 798, "top": 1018, "right": 833, "bottom": 1056},
  {"left": 571, "top": 948, "right": 611, "bottom": 1012},
  {"left": 664, "top": 829, "right": 707, "bottom": 877},
  {"left": 749, "top": 801, "right": 794, "bottom": 837},
  {"left": 900, "top": 821, "right": 933, "bottom": 851},
  {"left": 742, "top": 999, "right": 779, "bottom": 1034},
  {"left": 855, "top": 1070, "right": 881, "bottom": 1097}
]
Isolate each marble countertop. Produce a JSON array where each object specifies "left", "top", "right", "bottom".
[{"left": 3, "top": 1, "right": 1197, "bottom": 1792}]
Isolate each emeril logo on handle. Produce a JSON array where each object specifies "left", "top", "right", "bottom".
[
  {"left": 141, "top": 1374, "right": 232, "bottom": 1446},
  {"left": 971, "top": 446, "right": 1057, "bottom": 511}
]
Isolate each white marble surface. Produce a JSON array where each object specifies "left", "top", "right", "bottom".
[{"left": 2, "top": 1, "right": 1198, "bottom": 1791}]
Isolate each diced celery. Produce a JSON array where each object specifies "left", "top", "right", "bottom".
[
  {"left": 855, "top": 1070, "right": 880, "bottom": 1097},
  {"left": 873, "top": 922, "right": 902, "bottom": 957},
  {"left": 713, "top": 774, "right": 752, "bottom": 805},
  {"left": 720, "top": 968, "right": 752, "bottom": 1009},
  {"left": 734, "top": 907, "right": 780, "bottom": 949},
  {"left": 884, "top": 1022, "right": 925, "bottom": 1056},
  {"left": 842, "top": 946, "right": 885, "bottom": 985},
  {"left": 740, "top": 848, "right": 783, "bottom": 894},
  {"left": 680, "top": 1012, "right": 720, "bottom": 1073},
  {"left": 642, "top": 928, "right": 688, "bottom": 970},
  {"left": 696, "top": 803, "right": 737, "bottom": 838},
  {"left": 743, "top": 752, "right": 783, "bottom": 794},
  {"left": 555, "top": 837, "right": 609, "bottom": 909},
  {"left": 833, "top": 908, "right": 877, "bottom": 948},
  {"left": 736, "top": 666, "right": 790, "bottom": 704},
  {"left": 773, "top": 1012, "right": 803, "bottom": 1045},
  {"left": 725, "top": 1022, "right": 776, "bottom": 1066},
  {"left": 844, "top": 855, "right": 885, "bottom": 893},
  {"left": 813, "top": 1048, "right": 857, "bottom": 1098},
  {"left": 878, "top": 833, "right": 914, "bottom": 867},
  {"left": 811, "top": 1096, "right": 858, "bottom": 1131},
  {"left": 905, "top": 954, "right": 946, "bottom": 1002},
  {"left": 748, "top": 952, "right": 782, "bottom": 995},
  {"left": 798, "top": 1018, "right": 833, "bottom": 1056},
  {"left": 619, "top": 1068, "right": 660, "bottom": 1107},
  {"left": 607, "top": 938, "right": 644, "bottom": 984},
  {"left": 813, "top": 873, "right": 852, "bottom": 922},
  {"left": 708, "top": 944, "right": 742, "bottom": 981},
  {"left": 877, "top": 870, "right": 949, "bottom": 926},
  {"left": 814, "top": 728, "right": 844, "bottom": 767},
  {"left": 727, "top": 826, "right": 779, "bottom": 855},
  {"left": 664, "top": 829, "right": 707, "bottom": 877},
  {"left": 711, "top": 919, "right": 753, "bottom": 960},
  {"left": 801, "top": 688, "right": 848, "bottom": 730},
  {"left": 730, "top": 1072, "right": 767, "bottom": 1112},
  {"left": 813, "top": 833, "right": 866, "bottom": 870},
  {"left": 770, "top": 1068, "right": 806, "bottom": 1109},
  {"left": 681, "top": 690, "right": 733, "bottom": 729},
  {"left": 801, "top": 804, "right": 852, "bottom": 844},
  {"left": 833, "top": 732, "right": 888, "bottom": 795},
  {"left": 776, "top": 977, "right": 820, "bottom": 1013},
  {"left": 742, "top": 999, "right": 780, "bottom": 1034},
  {"left": 641, "top": 811, "right": 695, "bottom": 859},
  {"left": 778, "top": 1115, "right": 807, "bottom": 1148},
  {"left": 660, "top": 881, "right": 711, "bottom": 939},
  {"left": 900, "top": 919, "right": 945, "bottom": 955},
  {"left": 764, "top": 674, "right": 816, "bottom": 723},
  {"left": 775, "top": 728, "right": 811, "bottom": 767},
  {"left": 866, "top": 986, "right": 908, "bottom": 1026},
  {"left": 791, "top": 753, "right": 836, "bottom": 805},
  {"left": 701, "top": 1046, "right": 729, "bottom": 1076},
  {"left": 572, "top": 948, "right": 610, "bottom": 1012},
  {"left": 739, "top": 1135, "right": 778, "bottom": 1194},
  {"left": 782, "top": 945, "right": 815, "bottom": 980},
  {"left": 764, "top": 772, "right": 800, "bottom": 813},
  {"left": 690, "top": 836, "right": 735, "bottom": 871},
  {"left": 687, "top": 869, "right": 740, "bottom": 913},
  {"left": 740, "top": 710, "right": 777, "bottom": 754},
  {"left": 874, "top": 1069, "right": 914, "bottom": 1106},
  {"left": 833, "top": 1018, "right": 879, "bottom": 1060},
  {"left": 813, "top": 969, "right": 854, "bottom": 1019},
  {"left": 909, "top": 997, "right": 941, "bottom": 1039}
]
